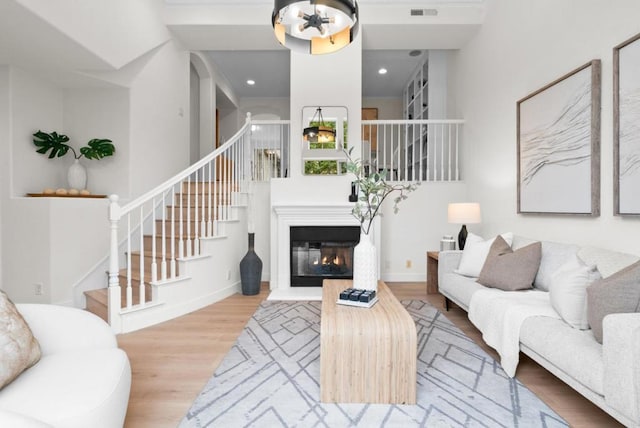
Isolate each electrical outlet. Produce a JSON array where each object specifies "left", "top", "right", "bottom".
[
  {"left": 226, "top": 270, "right": 231, "bottom": 280},
  {"left": 406, "top": 260, "right": 412, "bottom": 268},
  {"left": 384, "top": 260, "right": 391, "bottom": 269},
  {"left": 34, "top": 283, "right": 43, "bottom": 296}
]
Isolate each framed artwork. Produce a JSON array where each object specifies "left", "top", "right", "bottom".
[
  {"left": 517, "top": 60, "right": 601, "bottom": 215},
  {"left": 614, "top": 32, "right": 640, "bottom": 215}
]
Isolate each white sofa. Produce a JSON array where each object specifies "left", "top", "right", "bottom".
[
  {"left": 438, "top": 235, "right": 640, "bottom": 428},
  {"left": 0, "top": 304, "right": 131, "bottom": 428}
]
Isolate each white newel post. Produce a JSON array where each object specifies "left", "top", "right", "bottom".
[{"left": 108, "top": 194, "right": 122, "bottom": 333}]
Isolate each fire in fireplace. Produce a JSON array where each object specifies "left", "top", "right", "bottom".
[{"left": 290, "top": 226, "right": 361, "bottom": 287}]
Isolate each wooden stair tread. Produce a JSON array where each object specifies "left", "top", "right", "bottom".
[
  {"left": 85, "top": 288, "right": 108, "bottom": 305},
  {"left": 84, "top": 286, "right": 152, "bottom": 309}
]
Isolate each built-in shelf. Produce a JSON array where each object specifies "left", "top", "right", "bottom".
[{"left": 403, "top": 54, "right": 430, "bottom": 178}]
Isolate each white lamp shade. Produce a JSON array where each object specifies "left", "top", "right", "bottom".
[{"left": 448, "top": 203, "right": 481, "bottom": 224}]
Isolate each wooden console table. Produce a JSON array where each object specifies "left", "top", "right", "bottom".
[
  {"left": 320, "top": 280, "right": 417, "bottom": 404},
  {"left": 426, "top": 251, "right": 439, "bottom": 294}
]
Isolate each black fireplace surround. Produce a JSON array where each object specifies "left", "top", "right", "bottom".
[{"left": 290, "top": 226, "right": 360, "bottom": 287}]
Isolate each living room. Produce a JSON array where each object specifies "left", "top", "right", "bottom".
[{"left": 1, "top": 0, "right": 639, "bottom": 427}]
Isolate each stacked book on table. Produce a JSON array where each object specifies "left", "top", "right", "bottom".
[{"left": 336, "top": 288, "right": 378, "bottom": 308}]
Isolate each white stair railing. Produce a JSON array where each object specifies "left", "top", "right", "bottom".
[
  {"left": 361, "top": 119, "right": 464, "bottom": 182},
  {"left": 250, "top": 120, "right": 290, "bottom": 180},
  {"left": 106, "top": 113, "right": 263, "bottom": 330}
]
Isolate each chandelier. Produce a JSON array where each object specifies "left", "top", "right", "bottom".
[
  {"left": 272, "top": 0, "right": 359, "bottom": 55},
  {"left": 303, "top": 107, "right": 336, "bottom": 143}
]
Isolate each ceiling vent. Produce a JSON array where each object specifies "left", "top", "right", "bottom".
[{"left": 410, "top": 8, "right": 438, "bottom": 17}]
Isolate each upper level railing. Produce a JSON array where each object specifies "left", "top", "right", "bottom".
[
  {"left": 250, "top": 120, "right": 290, "bottom": 180},
  {"left": 361, "top": 119, "right": 464, "bottom": 182}
]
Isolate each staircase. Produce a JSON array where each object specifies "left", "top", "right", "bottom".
[
  {"left": 84, "top": 179, "right": 234, "bottom": 322},
  {"left": 78, "top": 116, "right": 290, "bottom": 333}
]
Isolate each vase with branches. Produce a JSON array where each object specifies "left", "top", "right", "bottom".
[{"left": 344, "top": 147, "right": 419, "bottom": 290}]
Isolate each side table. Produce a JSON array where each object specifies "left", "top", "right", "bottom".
[{"left": 426, "top": 251, "right": 439, "bottom": 294}]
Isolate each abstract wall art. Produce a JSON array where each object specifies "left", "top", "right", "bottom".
[
  {"left": 614, "top": 32, "right": 640, "bottom": 215},
  {"left": 517, "top": 60, "right": 601, "bottom": 215}
]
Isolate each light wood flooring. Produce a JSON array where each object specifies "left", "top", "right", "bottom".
[{"left": 117, "top": 282, "right": 622, "bottom": 427}]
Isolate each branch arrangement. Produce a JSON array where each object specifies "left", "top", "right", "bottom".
[{"left": 344, "top": 148, "right": 420, "bottom": 235}]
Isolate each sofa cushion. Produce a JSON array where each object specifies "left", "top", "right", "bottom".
[
  {"left": 0, "top": 291, "right": 41, "bottom": 389},
  {"left": 456, "top": 232, "right": 513, "bottom": 278},
  {"left": 549, "top": 254, "right": 601, "bottom": 330},
  {"left": 520, "top": 316, "right": 604, "bottom": 395},
  {"left": 477, "top": 236, "right": 541, "bottom": 291},
  {"left": 578, "top": 246, "right": 640, "bottom": 278},
  {"left": 0, "top": 349, "right": 131, "bottom": 428},
  {"left": 587, "top": 260, "right": 640, "bottom": 343},
  {"left": 440, "top": 272, "right": 485, "bottom": 311}
]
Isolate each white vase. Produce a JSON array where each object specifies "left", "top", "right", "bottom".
[
  {"left": 67, "top": 159, "right": 87, "bottom": 190},
  {"left": 352, "top": 231, "right": 378, "bottom": 291}
]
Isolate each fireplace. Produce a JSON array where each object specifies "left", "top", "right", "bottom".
[{"left": 290, "top": 226, "right": 360, "bottom": 287}]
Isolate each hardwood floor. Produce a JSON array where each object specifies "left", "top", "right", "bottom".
[{"left": 118, "top": 282, "right": 622, "bottom": 427}]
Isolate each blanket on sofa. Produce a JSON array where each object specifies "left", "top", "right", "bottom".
[{"left": 469, "top": 288, "right": 561, "bottom": 377}]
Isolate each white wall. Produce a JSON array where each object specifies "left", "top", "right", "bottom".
[
  {"left": 240, "top": 97, "right": 290, "bottom": 120},
  {"left": 381, "top": 182, "right": 468, "bottom": 281},
  {"left": 130, "top": 40, "right": 191, "bottom": 197},
  {"left": 2, "top": 67, "right": 62, "bottom": 302},
  {"left": 17, "top": 0, "right": 170, "bottom": 69},
  {"left": 455, "top": 0, "right": 640, "bottom": 254},
  {"left": 63, "top": 88, "right": 129, "bottom": 196},
  {"left": 11, "top": 67, "right": 64, "bottom": 196}
]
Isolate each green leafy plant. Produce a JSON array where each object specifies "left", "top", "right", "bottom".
[
  {"left": 345, "top": 147, "right": 420, "bottom": 235},
  {"left": 33, "top": 130, "right": 115, "bottom": 160}
]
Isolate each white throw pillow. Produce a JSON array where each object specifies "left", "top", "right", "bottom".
[
  {"left": 549, "top": 254, "right": 601, "bottom": 330},
  {"left": 455, "top": 232, "right": 514, "bottom": 278}
]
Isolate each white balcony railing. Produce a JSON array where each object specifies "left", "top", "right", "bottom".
[{"left": 361, "top": 120, "right": 464, "bottom": 182}]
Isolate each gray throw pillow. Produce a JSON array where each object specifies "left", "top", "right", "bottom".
[
  {"left": 586, "top": 260, "right": 640, "bottom": 344},
  {"left": 477, "top": 235, "right": 542, "bottom": 291},
  {"left": 0, "top": 290, "right": 41, "bottom": 389}
]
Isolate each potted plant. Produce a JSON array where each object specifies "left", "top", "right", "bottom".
[
  {"left": 344, "top": 147, "right": 419, "bottom": 290},
  {"left": 33, "top": 130, "right": 115, "bottom": 190}
]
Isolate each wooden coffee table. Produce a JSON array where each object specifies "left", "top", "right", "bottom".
[{"left": 320, "top": 279, "right": 417, "bottom": 404}]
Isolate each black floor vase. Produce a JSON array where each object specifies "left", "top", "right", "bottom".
[{"left": 240, "top": 233, "right": 262, "bottom": 295}]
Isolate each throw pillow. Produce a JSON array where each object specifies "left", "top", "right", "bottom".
[
  {"left": 477, "top": 235, "right": 542, "bottom": 291},
  {"left": 0, "top": 290, "right": 41, "bottom": 389},
  {"left": 549, "top": 254, "right": 601, "bottom": 330},
  {"left": 456, "top": 232, "right": 514, "bottom": 278},
  {"left": 586, "top": 260, "right": 640, "bottom": 344}
]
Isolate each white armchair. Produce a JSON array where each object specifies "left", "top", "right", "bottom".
[{"left": 0, "top": 304, "right": 131, "bottom": 428}]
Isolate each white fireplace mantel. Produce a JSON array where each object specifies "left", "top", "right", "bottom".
[{"left": 268, "top": 204, "right": 380, "bottom": 300}]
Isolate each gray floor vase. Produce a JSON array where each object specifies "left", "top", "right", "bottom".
[{"left": 180, "top": 300, "right": 568, "bottom": 428}]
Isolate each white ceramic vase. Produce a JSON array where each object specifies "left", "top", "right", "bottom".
[
  {"left": 352, "top": 231, "right": 377, "bottom": 291},
  {"left": 67, "top": 159, "right": 87, "bottom": 190}
]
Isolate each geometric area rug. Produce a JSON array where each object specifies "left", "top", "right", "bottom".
[{"left": 179, "top": 300, "right": 568, "bottom": 428}]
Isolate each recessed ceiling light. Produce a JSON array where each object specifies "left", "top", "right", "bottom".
[
  {"left": 378, "top": 68, "right": 388, "bottom": 75},
  {"left": 246, "top": 79, "right": 256, "bottom": 85}
]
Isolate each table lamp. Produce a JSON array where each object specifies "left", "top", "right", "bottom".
[{"left": 447, "top": 203, "right": 481, "bottom": 250}]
